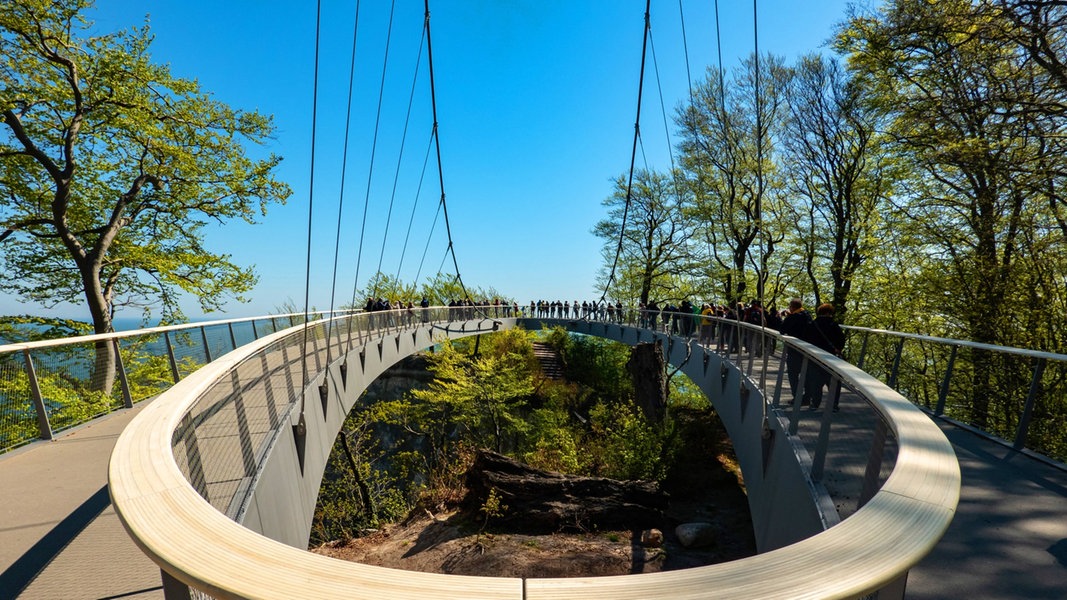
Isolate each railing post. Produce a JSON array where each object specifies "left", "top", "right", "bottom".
[
  {"left": 200, "top": 326, "right": 213, "bottom": 363},
  {"left": 859, "top": 418, "right": 890, "bottom": 509},
  {"left": 112, "top": 339, "right": 134, "bottom": 409},
  {"left": 163, "top": 332, "right": 181, "bottom": 383},
  {"left": 160, "top": 569, "right": 191, "bottom": 600},
  {"left": 771, "top": 347, "right": 786, "bottom": 407},
  {"left": 22, "top": 350, "right": 53, "bottom": 441},
  {"left": 228, "top": 322, "right": 238, "bottom": 351},
  {"left": 887, "top": 338, "right": 905, "bottom": 389},
  {"left": 810, "top": 376, "right": 839, "bottom": 482},
  {"left": 855, "top": 331, "right": 870, "bottom": 369},
  {"left": 251, "top": 319, "right": 260, "bottom": 340},
  {"left": 935, "top": 345, "right": 958, "bottom": 416},
  {"left": 1014, "top": 358, "right": 1046, "bottom": 450}
]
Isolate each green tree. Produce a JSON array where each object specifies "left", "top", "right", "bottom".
[
  {"left": 780, "top": 54, "right": 891, "bottom": 319},
  {"left": 0, "top": 1, "right": 290, "bottom": 388},
  {"left": 838, "top": 0, "right": 1067, "bottom": 427},
  {"left": 678, "top": 53, "right": 792, "bottom": 304},
  {"left": 593, "top": 169, "right": 697, "bottom": 306},
  {"left": 406, "top": 330, "right": 536, "bottom": 454}
]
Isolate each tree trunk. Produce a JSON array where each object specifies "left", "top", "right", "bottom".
[
  {"left": 82, "top": 260, "right": 117, "bottom": 394},
  {"left": 340, "top": 432, "right": 376, "bottom": 522},
  {"left": 464, "top": 450, "right": 667, "bottom": 533},
  {"left": 627, "top": 341, "right": 666, "bottom": 424}
]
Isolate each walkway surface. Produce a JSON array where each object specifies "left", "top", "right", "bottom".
[
  {"left": 0, "top": 403, "right": 162, "bottom": 600},
  {"left": 908, "top": 421, "right": 1067, "bottom": 599},
  {"left": 2, "top": 354, "right": 1067, "bottom": 599}
]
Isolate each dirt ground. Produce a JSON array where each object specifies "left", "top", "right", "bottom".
[{"left": 312, "top": 410, "right": 757, "bottom": 578}]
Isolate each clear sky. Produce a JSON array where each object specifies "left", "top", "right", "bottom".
[{"left": 1, "top": 0, "right": 870, "bottom": 326}]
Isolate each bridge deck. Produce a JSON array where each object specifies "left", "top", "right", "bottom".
[
  {"left": 0, "top": 403, "right": 163, "bottom": 600},
  {"left": 1, "top": 349, "right": 1066, "bottom": 599}
]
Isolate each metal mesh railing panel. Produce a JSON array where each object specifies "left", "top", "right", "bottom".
[
  {"left": 0, "top": 353, "right": 37, "bottom": 451},
  {"left": 30, "top": 344, "right": 125, "bottom": 435},
  {"left": 117, "top": 334, "right": 177, "bottom": 401}
]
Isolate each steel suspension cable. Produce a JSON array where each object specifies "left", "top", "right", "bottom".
[
  {"left": 601, "top": 0, "right": 652, "bottom": 307},
  {"left": 678, "top": 0, "right": 694, "bottom": 103},
  {"left": 331, "top": 0, "right": 363, "bottom": 354},
  {"left": 298, "top": 0, "right": 324, "bottom": 427},
  {"left": 703, "top": 0, "right": 728, "bottom": 278},
  {"left": 394, "top": 131, "right": 437, "bottom": 292},
  {"left": 414, "top": 192, "right": 444, "bottom": 285},
  {"left": 753, "top": 0, "right": 765, "bottom": 307},
  {"left": 647, "top": 27, "right": 686, "bottom": 212},
  {"left": 715, "top": 0, "right": 727, "bottom": 118},
  {"left": 424, "top": 0, "right": 474, "bottom": 305},
  {"left": 350, "top": 0, "right": 397, "bottom": 306},
  {"left": 375, "top": 27, "right": 428, "bottom": 298},
  {"left": 751, "top": 0, "right": 772, "bottom": 412}
]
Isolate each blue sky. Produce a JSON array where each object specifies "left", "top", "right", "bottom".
[{"left": 2, "top": 0, "right": 869, "bottom": 326}]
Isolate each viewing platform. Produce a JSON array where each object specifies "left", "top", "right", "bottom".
[{"left": 1, "top": 311, "right": 1066, "bottom": 598}]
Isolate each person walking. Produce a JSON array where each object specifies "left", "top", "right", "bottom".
[
  {"left": 778, "top": 298, "right": 812, "bottom": 403},
  {"left": 802, "top": 303, "right": 846, "bottom": 411}
]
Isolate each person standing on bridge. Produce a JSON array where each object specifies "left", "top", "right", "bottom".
[
  {"left": 802, "top": 303, "right": 846, "bottom": 411},
  {"left": 779, "top": 298, "right": 812, "bottom": 404},
  {"left": 699, "top": 303, "right": 716, "bottom": 346}
]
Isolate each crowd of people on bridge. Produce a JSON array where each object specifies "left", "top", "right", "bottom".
[
  {"left": 359, "top": 294, "right": 844, "bottom": 412},
  {"left": 524, "top": 297, "right": 846, "bottom": 412}
]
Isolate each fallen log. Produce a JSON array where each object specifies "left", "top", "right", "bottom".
[{"left": 464, "top": 449, "right": 668, "bottom": 533}]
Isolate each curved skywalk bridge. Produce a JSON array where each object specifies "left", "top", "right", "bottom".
[
  {"left": 3, "top": 308, "right": 1066, "bottom": 598},
  {"left": 103, "top": 307, "right": 955, "bottom": 599}
]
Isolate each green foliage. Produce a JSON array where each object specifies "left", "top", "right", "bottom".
[
  {"left": 542, "top": 327, "right": 633, "bottom": 404},
  {"left": 312, "top": 327, "right": 707, "bottom": 543},
  {"left": 478, "top": 488, "right": 508, "bottom": 534},
  {"left": 404, "top": 330, "right": 537, "bottom": 454},
  {"left": 520, "top": 406, "right": 582, "bottom": 473},
  {"left": 586, "top": 401, "right": 667, "bottom": 481},
  {"left": 0, "top": 0, "right": 290, "bottom": 329}
]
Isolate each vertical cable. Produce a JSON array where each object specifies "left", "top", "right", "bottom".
[
  {"left": 678, "top": 0, "right": 694, "bottom": 103},
  {"left": 648, "top": 28, "right": 686, "bottom": 218},
  {"left": 752, "top": 0, "right": 772, "bottom": 413},
  {"left": 375, "top": 28, "right": 427, "bottom": 297},
  {"left": 601, "top": 0, "right": 652, "bottom": 306},
  {"left": 753, "top": 0, "right": 765, "bottom": 306},
  {"left": 714, "top": 0, "right": 727, "bottom": 118},
  {"left": 395, "top": 131, "right": 436, "bottom": 290},
  {"left": 299, "top": 0, "right": 324, "bottom": 414},
  {"left": 331, "top": 0, "right": 364, "bottom": 359},
  {"left": 425, "top": 0, "right": 475, "bottom": 306},
  {"left": 351, "top": 0, "right": 398, "bottom": 306}
]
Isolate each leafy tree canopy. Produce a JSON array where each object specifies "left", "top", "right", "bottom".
[{"left": 0, "top": 0, "right": 291, "bottom": 332}]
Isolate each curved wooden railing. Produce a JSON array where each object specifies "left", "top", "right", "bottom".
[{"left": 109, "top": 308, "right": 959, "bottom": 599}]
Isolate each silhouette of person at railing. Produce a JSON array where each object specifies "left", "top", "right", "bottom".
[
  {"left": 802, "top": 303, "right": 846, "bottom": 411},
  {"left": 779, "top": 298, "right": 813, "bottom": 404},
  {"left": 744, "top": 300, "right": 767, "bottom": 356}
]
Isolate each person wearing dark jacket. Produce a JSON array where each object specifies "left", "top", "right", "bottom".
[
  {"left": 778, "top": 298, "right": 812, "bottom": 403},
  {"left": 802, "top": 303, "right": 846, "bottom": 410}
]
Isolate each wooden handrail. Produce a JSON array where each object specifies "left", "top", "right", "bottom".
[{"left": 109, "top": 318, "right": 959, "bottom": 599}]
